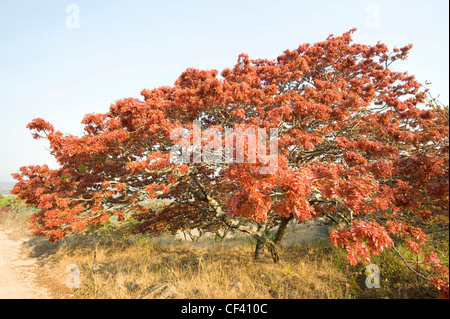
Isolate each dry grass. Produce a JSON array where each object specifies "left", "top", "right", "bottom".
[
  {"left": 0, "top": 201, "right": 442, "bottom": 299},
  {"left": 30, "top": 234, "right": 439, "bottom": 299},
  {"left": 0, "top": 204, "right": 35, "bottom": 240},
  {"left": 36, "top": 238, "right": 353, "bottom": 299}
]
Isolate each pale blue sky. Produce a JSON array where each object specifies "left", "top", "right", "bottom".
[{"left": 0, "top": 0, "right": 448, "bottom": 182}]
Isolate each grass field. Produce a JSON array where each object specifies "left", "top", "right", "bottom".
[{"left": 0, "top": 196, "right": 445, "bottom": 299}]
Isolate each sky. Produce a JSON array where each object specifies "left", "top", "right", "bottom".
[{"left": 0, "top": 0, "right": 448, "bottom": 183}]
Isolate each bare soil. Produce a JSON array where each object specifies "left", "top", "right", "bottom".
[{"left": 0, "top": 229, "right": 52, "bottom": 299}]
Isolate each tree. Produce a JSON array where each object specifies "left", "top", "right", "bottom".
[{"left": 12, "top": 29, "right": 448, "bottom": 296}]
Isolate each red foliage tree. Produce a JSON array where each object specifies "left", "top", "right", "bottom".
[{"left": 12, "top": 29, "right": 448, "bottom": 296}]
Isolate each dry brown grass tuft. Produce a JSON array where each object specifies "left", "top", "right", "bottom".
[
  {"left": 34, "top": 232, "right": 441, "bottom": 299},
  {"left": 38, "top": 238, "right": 353, "bottom": 299},
  {"left": 1, "top": 204, "right": 442, "bottom": 299},
  {"left": 0, "top": 206, "right": 35, "bottom": 240}
]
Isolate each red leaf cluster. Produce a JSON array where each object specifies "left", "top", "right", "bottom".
[{"left": 11, "top": 29, "right": 448, "bottom": 294}]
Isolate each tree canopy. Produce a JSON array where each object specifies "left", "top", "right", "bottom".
[{"left": 12, "top": 29, "right": 448, "bottom": 297}]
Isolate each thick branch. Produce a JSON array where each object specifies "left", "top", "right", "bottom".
[
  {"left": 273, "top": 214, "right": 294, "bottom": 246},
  {"left": 190, "top": 172, "right": 280, "bottom": 262}
]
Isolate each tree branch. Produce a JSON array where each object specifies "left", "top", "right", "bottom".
[{"left": 391, "top": 243, "right": 431, "bottom": 282}]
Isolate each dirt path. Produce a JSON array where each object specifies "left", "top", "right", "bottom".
[{"left": 0, "top": 229, "right": 52, "bottom": 299}]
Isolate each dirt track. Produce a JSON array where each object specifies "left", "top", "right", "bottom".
[{"left": 0, "top": 229, "right": 51, "bottom": 299}]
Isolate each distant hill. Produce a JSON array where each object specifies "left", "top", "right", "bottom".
[{"left": 0, "top": 182, "right": 15, "bottom": 196}]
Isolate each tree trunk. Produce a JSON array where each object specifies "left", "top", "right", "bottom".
[
  {"left": 190, "top": 173, "right": 281, "bottom": 263},
  {"left": 254, "top": 223, "right": 266, "bottom": 261},
  {"left": 273, "top": 214, "right": 293, "bottom": 246},
  {"left": 254, "top": 239, "right": 265, "bottom": 260},
  {"left": 266, "top": 243, "right": 280, "bottom": 263}
]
